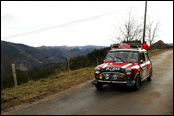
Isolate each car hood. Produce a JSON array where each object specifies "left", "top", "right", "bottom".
[{"left": 97, "top": 62, "right": 138, "bottom": 69}]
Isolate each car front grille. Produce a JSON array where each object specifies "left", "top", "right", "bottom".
[{"left": 101, "top": 72, "right": 127, "bottom": 81}]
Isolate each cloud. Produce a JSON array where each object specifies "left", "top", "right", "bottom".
[
  {"left": 1, "top": 14, "right": 17, "bottom": 23},
  {"left": 1, "top": 1, "right": 173, "bottom": 47}
]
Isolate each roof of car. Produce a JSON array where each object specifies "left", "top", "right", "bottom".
[{"left": 110, "top": 48, "right": 147, "bottom": 52}]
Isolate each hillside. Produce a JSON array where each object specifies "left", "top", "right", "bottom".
[
  {"left": 37, "top": 45, "right": 106, "bottom": 60},
  {"left": 167, "top": 43, "right": 173, "bottom": 46},
  {"left": 150, "top": 40, "right": 172, "bottom": 49},
  {"left": 1, "top": 41, "right": 106, "bottom": 72},
  {"left": 1, "top": 41, "right": 60, "bottom": 71}
]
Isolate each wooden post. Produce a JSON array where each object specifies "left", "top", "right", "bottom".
[
  {"left": 11, "top": 63, "right": 18, "bottom": 87},
  {"left": 66, "top": 57, "right": 70, "bottom": 73}
]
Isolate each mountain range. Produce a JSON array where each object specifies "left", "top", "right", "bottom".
[
  {"left": 150, "top": 40, "right": 172, "bottom": 49},
  {"left": 37, "top": 45, "right": 105, "bottom": 60},
  {"left": 167, "top": 43, "right": 173, "bottom": 46},
  {"left": 1, "top": 41, "right": 106, "bottom": 71},
  {"left": 1, "top": 40, "right": 172, "bottom": 72}
]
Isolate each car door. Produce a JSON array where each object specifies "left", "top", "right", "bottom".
[
  {"left": 144, "top": 52, "right": 151, "bottom": 77},
  {"left": 140, "top": 52, "right": 146, "bottom": 80}
]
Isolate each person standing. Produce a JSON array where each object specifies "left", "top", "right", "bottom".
[
  {"left": 142, "top": 41, "right": 149, "bottom": 51},
  {"left": 142, "top": 41, "right": 149, "bottom": 57}
]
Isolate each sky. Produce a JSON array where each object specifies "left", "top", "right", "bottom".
[{"left": 1, "top": 1, "right": 173, "bottom": 47}]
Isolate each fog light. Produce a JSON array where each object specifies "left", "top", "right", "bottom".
[
  {"left": 120, "top": 75, "right": 124, "bottom": 79},
  {"left": 99, "top": 75, "right": 102, "bottom": 79},
  {"left": 112, "top": 75, "right": 117, "bottom": 80},
  {"left": 105, "top": 74, "right": 109, "bottom": 80}
]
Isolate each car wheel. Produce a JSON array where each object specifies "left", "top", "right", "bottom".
[
  {"left": 134, "top": 75, "right": 141, "bottom": 90},
  {"left": 147, "top": 69, "right": 152, "bottom": 81},
  {"left": 95, "top": 83, "right": 103, "bottom": 90}
]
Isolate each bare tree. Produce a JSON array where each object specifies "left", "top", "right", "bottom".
[
  {"left": 146, "top": 19, "right": 160, "bottom": 49},
  {"left": 113, "top": 10, "right": 143, "bottom": 43}
]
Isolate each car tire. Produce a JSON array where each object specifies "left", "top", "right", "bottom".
[
  {"left": 134, "top": 75, "right": 141, "bottom": 90},
  {"left": 147, "top": 69, "right": 152, "bottom": 81},
  {"left": 95, "top": 83, "right": 103, "bottom": 90}
]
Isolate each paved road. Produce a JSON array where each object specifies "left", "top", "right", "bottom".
[{"left": 3, "top": 50, "right": 173, "bottom": 115}]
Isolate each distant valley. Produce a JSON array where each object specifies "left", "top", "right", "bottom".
[
  {"left": 37, "top": 45, "right": 106, "bottom": 61},
  {"left": 1, "top": 41, "right": 106, "bottom": 71}
]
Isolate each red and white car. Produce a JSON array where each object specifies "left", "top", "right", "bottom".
[{"left": 92, "top": 43, "right": 152, "bottom": 90}]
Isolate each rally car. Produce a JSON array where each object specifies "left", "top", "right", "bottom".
[{"left": 91, "top": 43, "right": 152, "bottom": 90}]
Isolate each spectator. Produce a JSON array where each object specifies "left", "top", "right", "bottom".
[
  {"left": 142, "top": 41, "right": 149, "bottom": 51},
  {"left": 142, "top": 41, "right": 150, "bottom": 58}
]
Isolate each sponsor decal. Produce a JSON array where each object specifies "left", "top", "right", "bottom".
[
  {"left": 105, "top": 67, "right": 120, "bottom": 71},
  {"left": 119, "top": 43, "right": 130, "bottom": 49}
]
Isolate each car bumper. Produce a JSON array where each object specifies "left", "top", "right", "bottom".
[
  {"left": 98, "top": 80, "right": 127, "bottom": 83},
  {"left": 91, "top": 78, "right": 135, "bottom": 87}
]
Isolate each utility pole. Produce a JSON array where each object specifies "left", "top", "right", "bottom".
[{"left": 143, "top": 1, "right": 147, "bottom": 44}]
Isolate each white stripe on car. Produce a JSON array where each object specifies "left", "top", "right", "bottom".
[
  {"left": 102, "top": 63, "right": 108, "bottom": 68},
  {"left": 121, "top": 63, "right": 132, "bottom": 69}
]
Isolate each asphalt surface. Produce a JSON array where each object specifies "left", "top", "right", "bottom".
[{"left": 3, "top": 50, "right": 173, "bottom": 115}]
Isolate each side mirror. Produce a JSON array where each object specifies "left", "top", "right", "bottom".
[{"left": 140, "top": 60, "right": 143, "bottom": 64}]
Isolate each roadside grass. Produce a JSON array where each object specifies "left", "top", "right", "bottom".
[
  {"left": 148, "top": 48, "right": 172, "bottom": 57},
  {"left": 1, "top": 48, "right": 172, "bottom": 112},
  {"left": 1, "top": 67, "right": 95, "bottom": 112}
]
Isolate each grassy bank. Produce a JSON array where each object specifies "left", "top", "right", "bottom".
[
  {"left": 1, "top": 67, "right": 95, "bottom": 112},
  {"left": 1, "top": 48, "right": 172, "bottom": 112},
  {"left": 148, "top": 48, "right": 172, "bottom": 57}
]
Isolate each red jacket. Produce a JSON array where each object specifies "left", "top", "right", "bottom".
[{"left": 142, "top": 43, "right": 149, "bottom": 51}]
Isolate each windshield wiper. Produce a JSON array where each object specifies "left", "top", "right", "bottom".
[
  {"left": 108, "top": 55, "right": 124, "bottom": 62},
  {"left": 108, "top": 55, "right": 115, "bottom": 61},
  {"left": 115, "top": 57, "right": 125, "bottom": 62}
]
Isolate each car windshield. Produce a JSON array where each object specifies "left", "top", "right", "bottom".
[{"left": 105, "top": 51, "right": 139, "bottom": 63}]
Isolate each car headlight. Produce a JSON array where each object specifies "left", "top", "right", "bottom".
[
  {"left": 125, "top": 68, "right": 132, "bottom": 75},
  {"left": 95, "top": 68, "right": 101, "bottom": 74}
]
